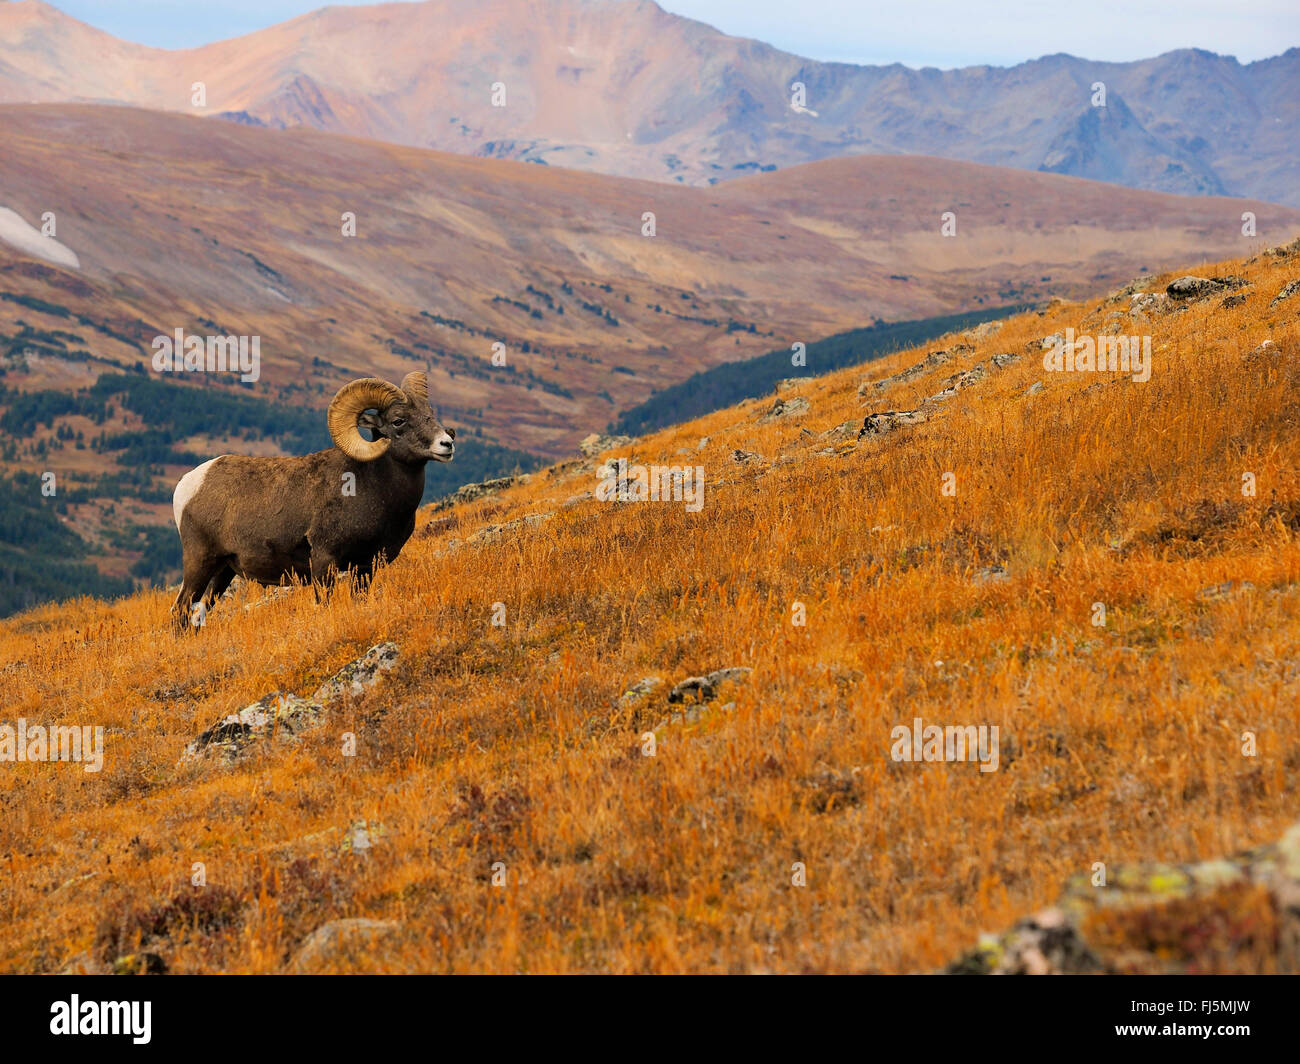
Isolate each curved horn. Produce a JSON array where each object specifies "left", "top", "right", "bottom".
[
  {"left": 328, "top": 378, "right": 406, "bottom": 462},
  {"left": 401, "top": 371, "right": 429, "bottom": 404}
]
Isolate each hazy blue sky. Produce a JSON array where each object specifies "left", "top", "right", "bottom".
[{"left": 46, "top": 0, "right": 1299, "bottom": 67}]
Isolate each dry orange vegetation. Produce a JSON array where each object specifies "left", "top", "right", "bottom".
[{"left": 1, "top": 246, "right": 1297, "bottom": 974}]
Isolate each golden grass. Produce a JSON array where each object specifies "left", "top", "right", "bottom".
[{"left": 1, "top": 248, "right": 1298, "bottom": 973}]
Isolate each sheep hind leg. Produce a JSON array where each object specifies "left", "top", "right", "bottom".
[
  {"left": 172, "top": 553, "right": 226, "bottom": 634},
  {"left": 201, "top": 563, "right": 237, "bottom": 612}
]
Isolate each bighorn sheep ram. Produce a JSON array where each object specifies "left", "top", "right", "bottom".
[{"left": 171, "top": 372, "right": 454, "bottom": 630}]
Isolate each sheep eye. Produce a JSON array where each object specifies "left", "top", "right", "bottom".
[{"left": 392, "top": 417, "right": 406, "bottom": 428}]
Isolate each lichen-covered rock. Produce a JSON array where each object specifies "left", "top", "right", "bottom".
[
  {"left": 618, "top": 676, "right": 664, "bottom": 707},
  {"left": 946, "top": 820, "right": 1300, "bottom": 974},
  {"left": 860, "top": 349, "right": 951, "bottom": 396},
  {"left": 434, "top": 475, "right": 531, "bottom": 510},
  {"left": 339, "top": 819, "right": 388, "bottom": 857},
  {"left": 858, "top": 410, "right": 928, "bottom": 438},
  {"left": 312, "top": 642, "right": 400, "bottom": 702},
  {"left": 1128, "top": 292, "right": 1171, "bottom": 320},
  {"left": 182, "top": 642, "right": 399, "bottom": 763},
  {"left": 1269, "top": 278, "right": 1300, "bottom": 308},
  {"left": 186, "top": 691, "right": 325, "bottom": 759},
  {"left": 820, "top": 420, "right": 859, "bottom": 442},
  {"left": 758, "top": 396, "right": 810, "bottom": 423},
  {"left": 1167, "top": 275, "right": 1245, "bottom": 300},
  {"left": 466, "top": 511, "right": 554, "bottom": 545},
  {"left": 579, "top": 433, "right": 632, "bottom": 457},
  {"left": 667, "top": 666, "right": 752, "bottom": 704},
  {"left": 963, "top": 320, "right": 1003, "bottom": 342},
  {"left": 925, "top": 363, "right": 986, "bottom": 404}
]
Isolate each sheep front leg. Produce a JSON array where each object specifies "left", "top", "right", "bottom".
[{"left": 309, "top": 546, "right": 341, "bottom": 603}]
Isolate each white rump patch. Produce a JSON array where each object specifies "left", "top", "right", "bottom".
[
  {"left": 0, "top": 207, "right": 80, "bottom": 269},
  {"left": 173, "top": 457, "right": 225, "bottom": 529}
]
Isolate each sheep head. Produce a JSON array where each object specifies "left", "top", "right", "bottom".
[{"left": 328, "top": 374, "right": 456, "bottom": 464}]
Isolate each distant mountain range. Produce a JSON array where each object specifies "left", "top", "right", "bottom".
[
  {"left": 5, "top": 103, "right": 1295, "bottom": 458},
  {"left": 1, "top": 0, "right": 1297, "bottom": 205}
]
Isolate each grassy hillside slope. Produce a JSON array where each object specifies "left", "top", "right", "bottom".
[{"left": 0, "top": 244, "right": 1297, "bottom": 974}]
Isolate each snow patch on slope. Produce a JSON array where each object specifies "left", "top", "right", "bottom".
[{"left": 0, "top": 208, "right": 80, "bottom": 269}]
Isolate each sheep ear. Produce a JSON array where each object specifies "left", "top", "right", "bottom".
[{"left": 401, "top": 371, "right": 429, "bottom": 405}]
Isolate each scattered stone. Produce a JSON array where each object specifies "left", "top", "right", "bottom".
[
  {"left": 1166, "top": 275, "right": 1245, "bottom": 300},
  {"left": 1219, "top": 290, "right": 1251, "bottom": 310},
  {"left": 1039, "top": 333, "right": 1064, "bottom": 351},
  {"left": 925, "top": 363, "right": 986, "bottom": 403},
  {"left": 945, "top": 819, "right": 1300, "bottom": 974},
  {"left": 758, "top": 396, "right": 810, "bottom": 423},
  {"left": 1260, "top": 237, "right": 1300, "bottom": 261},
  {"left": 1108, "top": 275, "right": 1154, "bottom": 303},
  {"left": 731, "top": 449, "right": 764, "bottom": 464},
  {"left": 775, "top": 377, "right": 811, "bottom": 392},
  {"left": 990, "top": 352, "right": 1020, "bottom": 369},
  {"left": 467, "top": 511, "right": 554, "bottom": 544},
  {"left": 947, "top": 909, "right": 1101, "bottom": 975},
  {"left": 667, "top": 676, "right": 717, "bottom": 704},
  {"left": 820, "top": 420, "right": 859, "bottom": 442},
  {"left": 183, "top": 642, "right": 399, "bottom": 763},
  {"left": 858, "top": 409, "right": 927, "bottom": 438},
  {"left": 340, "top": 819, "right": 387, "bottom": 857},
  {"left": 1128, "top": 292, "right": 1171, "bottom": 320},
  {"left": 706, "top": 666, "right": 753, "bottom": 687},
  {"left": 696, "top": 436, "right": 710, "bottom": 450},
  {"left": 618, "top": 676, "right": 664, "bottom": 707},
  {"left": 578, "top": 433, "right": 632, "bottom": 457},
  {"left": 860, "top": 349, "right": 951, "bottom": 395},
  {"left": 434, "top": 474, "right": 530, "bottom": 510},
  {"left": 667, "top": 666, "right": 753, "bottom": 704},
  {"left": 963, "top": 320, "right": 1003, "bottom": 342},
  {"left": 292, "top": 918, "right": 401, "bottom": 972},
  {"left": 240, "top": 584, "right": 295, "bottom": 611},
  {"left": 311, "top": 642, "right": 400, "bottom": 703},
  {"left": 1269, "top": 279, "right": 1300, "bottom": 308},
  {"left": 1096, "top": 311, "right": 1128, "bottom": 334},
  {"left": 974, "top": 565, "right": 1009, "bottom": 584},
  {"left": 1024, "top": 381, "right": 1044, "bottom": 397}
]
